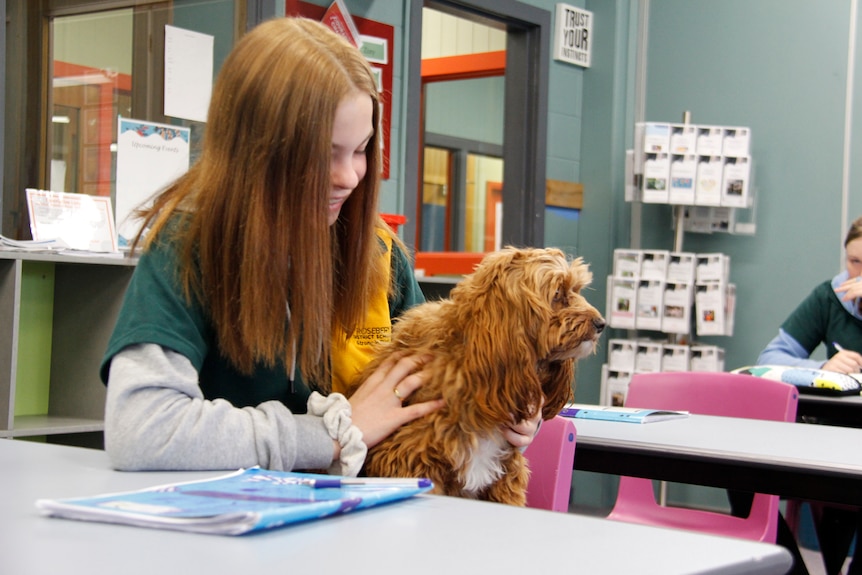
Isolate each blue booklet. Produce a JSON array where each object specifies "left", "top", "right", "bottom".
[
  {"left": 560, "top": 403, "right": 689, "bottom": 424},
  {"left": 36, "top": 467, "right": 433, "bottom": 535}
]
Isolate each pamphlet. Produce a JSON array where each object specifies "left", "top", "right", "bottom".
[
  {"left": 635, "top": 279, "right": 664, "bottom": 331},
  {"left": 667, "top": 252, "right": 696, "bottom": 283},
  {"left": 635, "top": 341, "right": 663, "bottom": 372},
  {"left": 26, "top": 188, "right": 118, "bottom": 252},
  {"left": 0, "top": 234, "right": 70, "bottom": 252},
  {"left": 696, "top": 126, "right": 724, "bottom": 156},
  {"left": 642, "top": 152, "right": 670, "bottom": 203},
  {"left": 607, "top": 276, "right": 638, "bottom": 329},
  {"left": 722, "top": 127, "right": 751, "bottom": 157},
  {"left": 599, "top": 366, "right": 634, "bottom": 406},
  {"left": 669, "top": 153, "right": 697, "bottom": 204},
  {"left": 695, "top": 280, "right": 727, "bottom": 336},
  {"left": 690, "top": 345, "right": 725, "bottom": 372},
  {"left": 661, "top": 344, "right": 691, "bottom": 372},
  {"left": 643, "top": 122, "right": 671, "bottom": 153},
  {"left": 695, "top": 155, "right": 723, "bottom": 206},
  {"left": 640, "top": 250, "right": 670, "bottom": 280},
  {"left": 613, "top": 248, "right": 643, "bottom": 278},
  {"left": 608, "top": 339, "right": 636, "bottom": 371},
  {"left": 669, "top": 124, "right": 697, "bottom": 154},
  {"left": 721, "top": 156, "right": 751, "bottom": 208},
  {"left": 661, "top": 280, "right": 693, "bottom": 334},
  {"left": 560, "top": 403, "right": 689, "bottom": 424},
  {"left": 36, "top": 467, "right": 432, "bottom": 536}
]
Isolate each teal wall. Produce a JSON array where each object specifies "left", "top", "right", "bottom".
[
  {"left": 625, "top": 0, "right": 862, "bottom": 513},
  {"left": 425, "top": 77, "right": 505, "bottom": 145},
  {"left": 174, "top": 0, "right": 235, "bottom": 79},
  {"left": 639, "top": 0, "right": 860, "bottom": 375}
]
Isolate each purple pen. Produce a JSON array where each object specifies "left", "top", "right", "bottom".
[{"left": 310, "top": 478, "right": 432, "bottom": 489}]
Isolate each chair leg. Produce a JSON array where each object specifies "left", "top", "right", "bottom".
[
  {"left": 775, "top": 511, "right": 812, "bottom": 575},
  {"left": 814, "top": 505, "right": 857, "bottom": 575},
  {"left": 785, "top": 500, "right": 801, "bottom": 534},
  {"left": 728, "top": 489, "right": 810, "bottom": 574}
]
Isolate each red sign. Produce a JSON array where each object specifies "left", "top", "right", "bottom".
[{"left": 286, "top": 1, "right": 394, "bottom": 180}]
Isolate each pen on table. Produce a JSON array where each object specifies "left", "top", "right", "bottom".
[{"left": 290, "top": 477, "right": 433, "bottom": 489}]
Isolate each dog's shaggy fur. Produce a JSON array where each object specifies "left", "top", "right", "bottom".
[{"left": 349, "top": 246, "right": 605, "bottom": 506}]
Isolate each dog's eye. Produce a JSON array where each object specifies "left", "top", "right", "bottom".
[{"left": 553, "top": 289, "right": 567, "bottom": 306}]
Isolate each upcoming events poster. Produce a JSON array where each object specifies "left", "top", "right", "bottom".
[{"left": 115, "top": 118, "right": 190, "bottom": 244}]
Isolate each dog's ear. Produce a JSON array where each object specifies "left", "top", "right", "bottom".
[
  {"left": 448, "top": 249, "right": 546, "bottom": 422},
  {"left": 541, "top": 361, "right": 575, "bottom": 417}
]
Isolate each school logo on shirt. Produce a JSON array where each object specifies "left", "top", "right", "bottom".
[
  {"left": 351, "top": 326, "right": 392, "bottom": 347},
  {"left": 330, "top": 230, "right": 394, "bottom": 394}
]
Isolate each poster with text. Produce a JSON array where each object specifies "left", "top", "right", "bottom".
[
  {"left": 116, "top": 118, "right": 191, "bottom": 244},
  {"left": 554, "top": 3, "right": 592, "bottom": 67}
]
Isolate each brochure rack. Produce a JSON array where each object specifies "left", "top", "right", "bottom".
[{"left": 604, "top": 112, "right": 752, "bottom": 405}]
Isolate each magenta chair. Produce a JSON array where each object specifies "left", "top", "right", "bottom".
[
  {"left": 605, "top": 371, "right": 799, "bottom": 542},
  {"left": 523, "top": 415, "right": 577, "bottom": 512}
]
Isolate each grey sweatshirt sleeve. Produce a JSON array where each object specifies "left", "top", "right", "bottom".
[{"left": 104, "top": 343, "right": 337, "bottom": 472}]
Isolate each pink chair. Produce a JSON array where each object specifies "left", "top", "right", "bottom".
[
  {"left": 523, "top": 415, "right": 577, "bottom": 512},
  {"left": 605, "top": 371, "right": 799, "bottom": 542}
]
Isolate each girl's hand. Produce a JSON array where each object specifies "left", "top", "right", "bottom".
[
  {"left": 347, "top": 354, "right": 444, "bottom": 450},
  {"left": 824, "top": 349, "right": 862, "bottom": 374},
  {"left": 502, "top": 404, "right": 543, "bottom": 449},
  {"left": 835, "top": 275, "right": 862, "bottom": 302}
]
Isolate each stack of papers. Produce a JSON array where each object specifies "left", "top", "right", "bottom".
[{"left": 0, "top": 235, "right": 70, "bottom": 252}]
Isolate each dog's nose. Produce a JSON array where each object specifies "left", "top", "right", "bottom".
[{"left": 593, "top": 318, "right": 606, "bottom": 334}]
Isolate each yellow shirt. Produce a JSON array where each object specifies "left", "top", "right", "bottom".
[{"left": 330, "top": 232, "right": 393, "bottom": 394}]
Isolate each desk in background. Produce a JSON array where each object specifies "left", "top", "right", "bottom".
[
  {"left": 572, "top": 413, "right": 862, "bottom": 507},
  {"left": 797, "top": 392, "right": 862, "bottom": 427},
  {"left": 2, "top": 439, "right": 791, "bottom": 575}
]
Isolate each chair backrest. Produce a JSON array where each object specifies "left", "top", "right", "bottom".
[
  {"left": 523, "top": 415, "right": 577, "bottom": 512},
  {"left": 610, "top": 371, "right": 799, "bottom": 543},
  {"left": 625, "top": 371, "right": 798, "bottom": 422}
]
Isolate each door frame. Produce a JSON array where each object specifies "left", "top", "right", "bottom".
[{"left": 404, "top": 0, "right": 549, "bottom": 253}]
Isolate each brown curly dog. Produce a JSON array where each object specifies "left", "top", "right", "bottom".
[{"left": 347, "top": 246, "right": 605, "bottom": 505}]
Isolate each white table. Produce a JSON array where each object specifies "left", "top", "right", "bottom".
[
  {"left": 1, "top": 439, "right": 791, "bottom": 575},
  {"left": 571, "top": 413, "right": 862, "bottom": 506}
]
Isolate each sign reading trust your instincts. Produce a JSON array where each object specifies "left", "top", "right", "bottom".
[{"left": 554, "top": 4, "right": 592, "bottom": 68}]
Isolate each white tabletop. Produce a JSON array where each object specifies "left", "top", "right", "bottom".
[
  {"left": 1, "top": 439, "right": 791, "bottom": 575},
  {"left": 572, "top": 413, "right": 862, "bottom": 505}
]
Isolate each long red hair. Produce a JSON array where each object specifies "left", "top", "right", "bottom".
[{"left": 132, "top": 18, "right": 389, "bottom": 390}]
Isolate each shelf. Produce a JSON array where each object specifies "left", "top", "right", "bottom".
[
  {"left": 0, "top": 250, "right": 135, "bottom": 266},
  {"left": 0, "top": 253, "right": 137, "bottom": 438},
  {"left": 0, "top": 415, "right": 104, "bottom": 437}
]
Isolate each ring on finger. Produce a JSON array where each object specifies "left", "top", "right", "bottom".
[{"left": 393, "top": 387, "right": 403, "bottom": 401}]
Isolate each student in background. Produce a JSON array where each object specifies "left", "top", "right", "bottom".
[
  {"left": 100, "top": 18, "right": 539, "bottom": 478},
  {"left": 756, "top": 215, "right": 862, "bottom": 575},
  {"left": 757, "top": 216, "right": 862, "bottom": 374}
]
